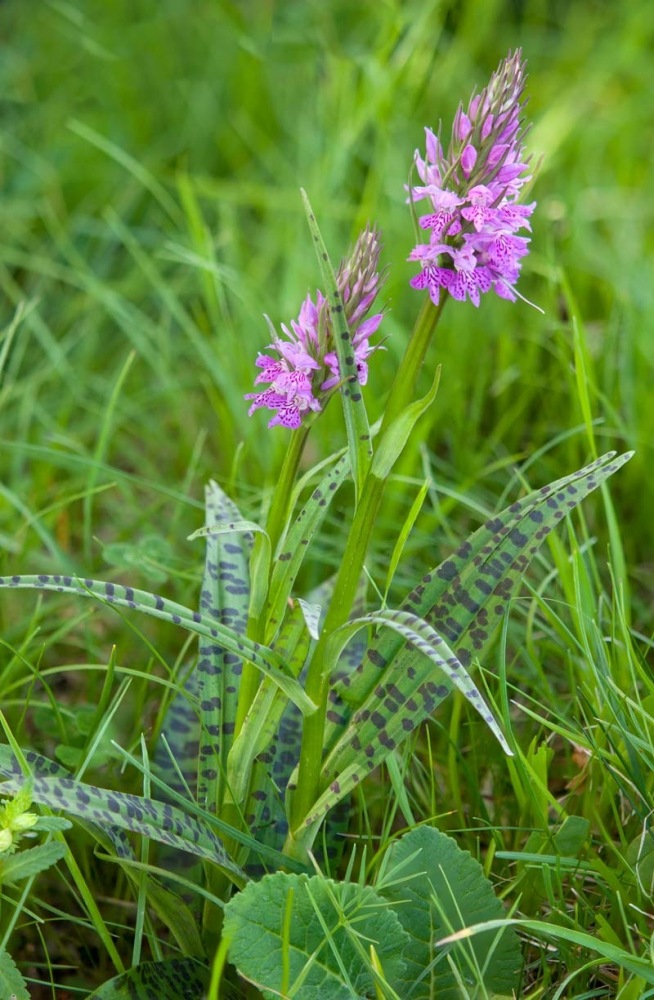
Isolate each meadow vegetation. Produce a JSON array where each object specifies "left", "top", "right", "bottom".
[{"left": 0, "top": 1, "right": 653, "bottom": 997}]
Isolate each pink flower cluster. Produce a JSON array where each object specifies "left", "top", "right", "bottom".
[
  {"left": 409, "top": 50, "right": 535, "bottom": 307},
  {"left": 246, "top": 229, "right": 385, "bottom": 430}
]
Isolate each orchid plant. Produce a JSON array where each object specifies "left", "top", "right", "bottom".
[{"left": 0, "top": 51, "right": 632, "bottom": 998}]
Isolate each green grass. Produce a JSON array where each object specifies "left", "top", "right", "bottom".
[{"left": 0, "top": 0, "right": 653, "bottom": 997}]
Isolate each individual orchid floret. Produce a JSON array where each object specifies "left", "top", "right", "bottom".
[
  {"left": 246, "top": 228, "right": 386, "bottom": 429},
  {"left": 408, "top": 50, "right": 536, "bottom": 307}
]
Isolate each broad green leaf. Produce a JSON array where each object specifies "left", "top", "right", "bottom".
[
  {"left": 301, "top": 190, "right": 372, "bottom": 498},
  {"left": 0, "top": 842, "right": 68, "bottom": 884},
  {"left": 1, "top": 774, "right": 245, "bottom": 881},
  {"left": 87, "top": 957, "right": 209, "bottom": 999},
  {"left": 224, "top": 872, "right": 408, "bottom": 999},
  {"left": 0, "top": 573, "right": 315, "bottom": 716},
  {"left": 0, "top": 947, "right": 29, "bottom": 1000},
  {"left": 377, "top": 826, "right": 522, "bottom": 999}
]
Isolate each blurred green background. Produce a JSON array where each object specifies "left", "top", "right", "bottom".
[{"left": 0, "top": 0, "right": 652, "bottom": 615}]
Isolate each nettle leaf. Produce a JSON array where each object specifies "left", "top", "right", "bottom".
[
  {"left": 377, "top": 826, "right": 522, "bottom": 999},
  {"left": 301, "top": 609, "right": 510, "bottom": 828},
  {"left": 0, "top": 842, "right": 68, "bottom": 884},
  {"left": 224, "top": 872, "right": 408, "bottom": 999},
  {"left": 87, "top": 957, "right": 209, "bottom": 1000},
  {"left": 0, "top": 573, "right": 314, "bottom": 716},
  {"left": 1, "top": 774, "right": 245, "bottom": 881},
  {"left": 324, "top": 451, "right": 632, "bottom": 756},
  {"left": 0, "top": 947, "right": 29, "bottom": 1000}
]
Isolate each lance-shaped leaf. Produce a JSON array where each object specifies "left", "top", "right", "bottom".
[
  {"left": 87, "top": 958, "right": 209, "bottom": 1000},
  {"left": 265, "top": 452, "right": 349, "bottom": 642},
  {"left": 324, "top": 451, "right": 633, "bottom": 754},
  {"left": 0, "top": 574, "right": 315, "bottom": 716},
  {"left": 301, "top": 190, "right": 372, "bottom": 498},
  {"left": 295, "top": 609, "right": 510, "bottom": 830},
  {"left": 1, "top": 773, "right": 246, "bottom": 880},
  {"left": 227, "top": 599, "right": 311, "bottom": 829},
  {"left": 309, "top": 452, "right": 632, "bottom": 824},
  {"left": 187, "top": 483, "right": 254, "bottom": 811},
  {"left": 0, "top": 746, "right": 135, "bottom": 859},
  {"left": 0, "top": 747, "right": 205, "bottom": 956}
]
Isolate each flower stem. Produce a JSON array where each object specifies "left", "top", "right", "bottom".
[
  {"left": 286, "top": 292, "right": 449, "bottom": 857},
  {"left": 380, "top": 293, "right": 447, "bottom": 433},
  {"left": 234, "top": 425, "right": 310, "bottom": 740},
  {"left": 288, "top": 470, "right": 385, "bottom": 848},
  {"left": 265, "top": 424, "right": 311, "bottom": 558}
]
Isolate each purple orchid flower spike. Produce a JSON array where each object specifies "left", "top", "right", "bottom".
[
  {"left": 408, "top": 50, "right": 536, "bottom": 308},
  {"left": 246, "top": 227, "right": 386, "bottom": 429}
]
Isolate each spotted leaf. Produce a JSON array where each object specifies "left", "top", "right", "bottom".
[
  {"left": 87, "top": 957, "right": 209, "bottom": 999},
  {"left": 0, "top": 573, "right": 314, "bottom": 716},
  {"left": 190, "top": 482, "right": 253, "bottom": 811},
  {"left": 325, "top": 451, "right": 632, "bottom": 745},
  {"left": 311, "top": 451, "right": 632, "bottom": 824},
  {"left": 1, "top": 773, "right": 246, "bottom": 880},
  {"left": 0, "top": 751, "right": 204, "bottom": 956},
  {"left": 297, "top": 609, "right": 510, "bottom": 830}
]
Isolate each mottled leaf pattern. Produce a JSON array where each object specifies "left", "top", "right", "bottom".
[
  {"left": 228, "top": 600, "right": 311, "bottom": 832},
  {"left": 331, "top": 451, "right": 630, "bottom": 726},
  {"left": 193, "top": 482, "right": 252, "bottom": 811},
  {"left": 301, "top": 609, "right": 510, "bottom": 828},
  {"left": 308, "top": 452, "right": 632, "bottom": 824},
  {"left": 1, "top": 773, "right": 245, "bottom": 879},
  {"left": 0, "top": 748, "right": 206, "bottom": 953},
  {"left": 0, "top": 747, "right": 135, "bottom": 859},
  {"left": 0, "top": 572, "right": 314, "bottom": 715},
  {"left": 87, "top": 958, "right": 209, "bottom": 1000}
]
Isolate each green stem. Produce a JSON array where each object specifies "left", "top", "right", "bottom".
[
  {"left": 286, "top": 292, "right": 449, "bottom": 858},
  {"left": 288, "top": 472, "right": 385, "bottom": 843},
  {"left": 234, "top": 425, "right": 309, "bottom": 740},
  {"left": 265, "top": 424, "right": 311, "bottom": 557},
  {"left": 381, "top": 293, "right": 447, "bottom": 434}
]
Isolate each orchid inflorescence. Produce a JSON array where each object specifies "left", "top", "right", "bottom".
[
  {"left": 245, "top": 226, "right": 385, "bottom": 429},
  {"left": 408, "top": 49, "right": 535, "bottom": 307},
  {"left": 247, "top": 50, "right": 535, "bottom": 428}
]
